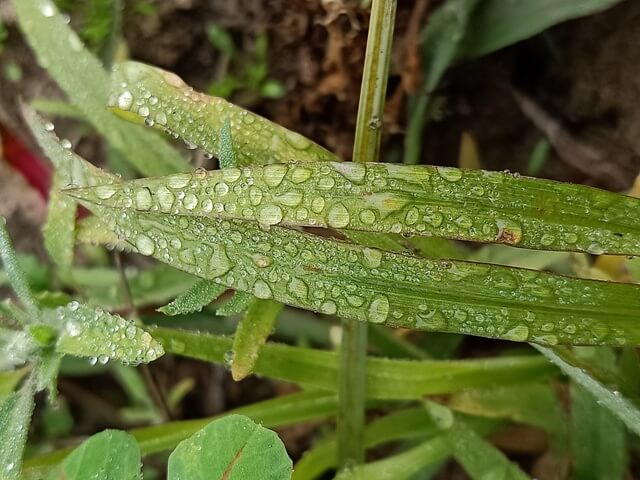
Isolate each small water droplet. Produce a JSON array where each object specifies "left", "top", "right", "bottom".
[{"left": 258, "top": 204, "right": 283, "bottom": 226}]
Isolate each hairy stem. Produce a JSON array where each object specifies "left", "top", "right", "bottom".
[{"left": 338, "top": 0, "right": 397, "bottom": 468}]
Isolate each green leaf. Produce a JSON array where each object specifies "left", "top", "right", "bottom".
[
  {"left": 219, "top": 117, "right": 238, "bottom": 168},
  {"left": 14, "top": 0, "right": 189, "bottom": 176},
  {"left": 46, "top": 430, "right": 141, "bottom": 480},
  {"left": 54, "top": 301, "right": 164, "bottom": 365},
  {"left": 206, "top": 25, "right": 236, "bottom": 56},
  {"left": 69, "top": 204, "right": 640, "bottom": 346},
  {"left": 0, "top": 376, "right": 35, "bottom": 480},
  {"left": 167, "top": 414, "right": 292, "bottom": 480},
  {"left": 153, "top": 327, "right": 554, "bottom": 399},
  {"left": 67, "top": 161, "right": 640, "bottom": 255},
  {"left": 109, "top": 61, "right": 338, "bottom": 165},
  {"left": 446, "top": 420, "right": 530, "bottom": 480},
  {"left": 158, "top": 279, "right": 226, "bottom": 316},
  {"left": 534, "top": 345, "right": 640, "bottom": 437},
  {"left": 43, "top": 172, "right": 77, "bottom": 275},
  {"left": 217, "top": 291, "right": 253, "bottom": 316},
  {"left": 231, "top": 299, "right": 283, "bottom": 381},
  {"left": 571, "top": 383, "right": 626, "bottom": 480},
  {"left": 0, "top": 218, "right": 39, "bottom": 317},
  {"left": 0, "top": 368, "right": 30, "bottom": 405},
  {"left": 457, "top": 0, "right": 625, "bottom": 60}
]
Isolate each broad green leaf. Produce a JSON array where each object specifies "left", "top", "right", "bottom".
[
  {"left": 53, "top": 301, "right": 164, "bottom": 365},
  {"left": 71, "top": 204, "right": 640, "bottom": 346},
  {"left": 109, "top": 61, "right": 338, "bottom": 165},
  {"left": 457, "top": 0, "right": 625, "bottom": 60},
  {"left": 534, "top": 345, "right": 640, "bottom": 437},
  {"left": 0, "top": 376, "right": 35, "bottom": 480},
  {"left": 14, "top": 0, "right": 189, "bottom": 176},
  {"left": 46, "top": 430, "right": 141, "bottom": 480},
  {"left": 153, "top": 327, "right": 554, "bottom": 398},
  {"left": 167, "top": 415, "right": 292, "bottom": 480},
  {"left": 68, "top": 161, "right": 640, "bottom": 255},
  {"left": 158, "top": 279, "right": 226, "bottom": 316},
  {"left": 404, "top": 0, "right": 480, "bottom": 165},
  {"left": 217, "top": 291, "right": 253, "bottom": 316},
  {"left": 231, "top": 299, "right": 283, "bottom": 381},
  {"left": 447, "top": 421, "right": 530, "bottom": 479},
  {"left": 571, "top": 383, "right": 626, "bottom": 480},
  {"left": 23, "top": 390, "right": 339, "bottom": 476},
  {"left": 0, "top": 219, "right": 39, "bottom": 317}
]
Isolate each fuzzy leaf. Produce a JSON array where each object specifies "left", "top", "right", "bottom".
[
  {"left": 217, "top": 291, "right": 253, "bottom": 316},
  {"left": 167, "top": 415, "right": 292, "bottom": 480},
  {"left": 0, "top": 376, "right": 35, "bottom": 480},
  {"left": 69, "top": 203, "right": 640, "bottom": 346},
  {"left": 0, "top": 219, "right": 38, "bottom": 317},
  {"left": 158, "top": 279, "right": 226, "bottom": 316},
  {"left": 54, "top": 301, "right": 164, "bottom": 365},
  {"left": 109, "top": 61, "right": 338, "bottom": 165},
  {"left": 68, "top": 161, "right": 640, "bottom": 255},
  {"left": 14, "top": 0, "right": 189, "bottom": 176},
  {"left": 231, "top": 299, "right": 283, "bottom": 381}
]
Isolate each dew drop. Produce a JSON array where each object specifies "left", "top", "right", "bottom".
[
  {"left": 138, "top": 106, "right": 150, "bottom": 117},
  {"left": 288, "top": 278, "right": 309, "bottom": 299},
  {"left": 214, "top": 182, "right": 229, "bottom": 196},
  {"left": 311, "top": 197, "right": 326, "bottom": 213},
  {"left": 362, "top": 248, "right": 382, "bottom": 268},
  {"left": 95, "top": 185, "right": 117, "bottom": 200},
  {"left": 167, "top": 174, "right": 190, "bottom": 189},
  {"left": 437, "top": 167, "right": 463, "bottom": 182},
  {"left": 318, "top": 177, "right": 335, "bottom": 190},
  {"left": 368, "top": 295, "right": 390, "bottom": 323},
  {"left": 327, "top": 203, "right": 350, "bottom": 228},
  {"left": 263, "top": 164, "right": 288, "bottom": 188},
  {"left": 157, "top": 186, "right": 175, "bottom": 212},
  {"left": 249, "top": 186, "right": 263, "bottom": 206},
  {"left": 183, "top": 193, "right": 198, "bottom": 210},
  {"left": 405, "top": 207, "right": 419, "bottom": 225},
  {"left": 135, "top": 188, "right": 153, "bottom": 211},
  {"left": 135, "top": 234, "right": 155, "bottom": 256},
  {"left": 258, "top": 204, "right": 284, "bottom": 225},
  {"left": 503, "top": 325, "right": 529, "bottom": 342},
  {"left": 359, "top": 209, "right": 376, "bottom": 225},
  {"left": 289, "top": 167, "right": 313, "bottom": 184},
  {"left": 41, "top": 2, "right": 55, "bottom": 17},
  {"left": 320, "top": 300, "right": 338, "bottom": 315},
  {"left": 253, "top": 279, "right": 273, "bottom": 299}
]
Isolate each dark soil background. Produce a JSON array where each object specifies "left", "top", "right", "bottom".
[{"left": 1, "top": 0, "right": 640, "bottom": 478}]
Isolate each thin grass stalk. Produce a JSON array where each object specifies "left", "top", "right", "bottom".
[{"left": 338, "top": 0, "right": 397, "bottom": 468}]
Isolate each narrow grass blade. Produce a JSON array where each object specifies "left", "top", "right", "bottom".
[
  {"left": 68, "top": 161, "right": 640, "bottom": 255},
  {"left": 571, "top": 383, "right": 626, "bottom": 479},
  {"left": 0, "top": 219, "right": 39, "bottom": 317},
  {"left": 23, "top": 390, "right": 339, "bottom": 475},
  {"left": 458, "top": 0, "right": 625, "bottom": 61},
  {"left": 0, "top": 375, "right": 35, "bottom": 480},
  {"left": 72, "top": 203, "right": 640, "bottom": 346},
  {"left": 447, "top": 421, "right": 530, "bottom": 479},
  {"left": 231, "top": 299, "right": 283, "bottom": 381},
  {"left": 534, "top": 345, "right": 640, "bottom": 437},
  {"left": 109, "top": 61, "right": 338, "bottom": 165},
  {"left": 14, "top": 0, "right": 189, "bottom": 176},
  {"left": 45, "top": 430, "right": 141, "bottom": 480},
  {"left": 218, "top": 117, "right": 237, "bottom": 168},
  {"left": 54, "top": 302, "right": 164, "bottom": 365},
  {"left": 157, "top": 279, "right": 226, "bottom": 316},
  {"left": 152, "top": 327, "right": 554, "bottom": 399},
  {"left": 167, "top": 415, "right": 292, "bottom": 480}
]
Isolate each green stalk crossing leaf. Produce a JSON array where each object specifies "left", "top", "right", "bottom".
[
  {"left": 70, "top": 202, "right": 640, "bottom": 346},
  {"left": 67, "top": 161, "right": 640, "bottom": 255}
]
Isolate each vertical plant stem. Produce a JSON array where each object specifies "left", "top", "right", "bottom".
[{"left": 338, "top": 0, "right": 397, "bottom": 468}]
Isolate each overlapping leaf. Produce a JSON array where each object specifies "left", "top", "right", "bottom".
[{"left": 68, "top": 160, "right": 640, "bottom": 254}]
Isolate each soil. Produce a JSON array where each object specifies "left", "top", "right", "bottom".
[{"left": 1, "top": 0, "right": 640, "bottom": 476}]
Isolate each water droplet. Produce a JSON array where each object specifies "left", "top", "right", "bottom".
[
  {"left": 138, "top": 106, "right": 150, "bottom": 117},
  {"left": 311, "top": 197, "right": 326, "bottom": 213},
  {"left": 334, "top": 162, "right": 366, "bottom": 184},
  {"left": 95, "top": 185, "right": 117, "bottom": 200},
  {"left": 289, "top": 167, "right": 313, "bottom": 184},
  {"left": 276, "top": 191, "right": 303, "bottom": 207},
  {"left": 44, "top": 122, "right": 55, "bottom": 132},
  {"left": 368, "top": 295, "right": 390, "bottom": 323},
  {"left": 503, "top": 325, "right": 529, "bottom": 342},
  {"left": 135, "top": 234, "right": 155, "bottom": 256},
  {"left": 155, "top": 112, "right": 168, "bottom": 125},
  {"left": 437, "top": 167, "right": 463, "bottom": 182},
  {"left": 157, "top": 186, "right": 175, "bottom": 212},
  {"left": 117, "top": 91, "right": 134, "bottom": 111},
  {"left": 263, "top": 164, "right": 288, "bottom": 188},
  {"left": 60, "top": 139, "right": 72, "bottom": 149},
  {"left": 253, "top": 279, "right": 273, "bottom": 299},
  {"left": 540, "top": 234, "right": 555, "bottom": 246},
  {"left": 214, "top": 182, "right": 229, "bottom": 196},
  {"left": 587, "top": 243, "right": 604, "bottom": 255},
  {"left": 41, "top": 2, "right": 55, "bottom": 17},
  {"left": 135, "top": 188, "right": 153, "bottom": 211},
  {"left": 359, "top": 209, "right": 376, "bottom": 225},
  {"left": 318, "top": 177, "right": 335, "bottom": 190},
  {"left": 405, "top": 207, "right": 419, "bottom": 225},
  {"left": 183, "top": 193, "right": 198, "bottom": 210},
  {"left": 167, "top": 174, "right": 190, "bottom": 189},
  {"left": 284, "top": 131, "right": 311, "bottom": 150},
  {"left": 321, "top": 300, "right": 338, "bottom": 315},
  {"left": 362, "top": 248, "right": 382, "bottom": 268},
  {"left": 327, "top": 203, "right": 350, "bottom": 228},
  {"left": 258, "top": 204, "right": 283, "bottom": 226},
  {"left": 288, "top": 278, "right": 309, "bottom": 299}
]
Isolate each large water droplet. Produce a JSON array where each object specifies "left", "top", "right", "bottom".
[
  {"left": 368, "top": 295, "right": 390, "bottom": 323},
  {"left": 117, "top": 91, "right": 133, "bottom": 110},
  {"left": 503, "top": 325, "right": 529, "bottom": 342},
  {"left": 157, "top": 186, "right": 175, "bottom": 212},
  {"left": 327, "top": 203, "right": 350, "bottom": 228},
  {"left": 258, "top": 204, "right": 284, "bottom": 225},
  {"left": 135, "top": 234, "right": 155, "bottom": 256},
  {"left": 253, "top": 279, "right": 273, "bottom": 299},
  {"left": 135, "top": 188, "right": 153, "bottom": 211}
]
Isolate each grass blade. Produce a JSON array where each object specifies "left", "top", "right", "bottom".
[
  {"left": 72, "top": 203, "right": 640, "bottom": 346},
  {"left": 458, "top": 0, "right": 625, "bottom": 61},
  {"left": 14, "top": 0, "right": 189, "bottom": 176},
  {"left": 217, "top": 291, "right": 253, "bottom": 316},
  {"left": 157, "top": 279, "right": 226, "bottom": 316},
  {"left": 0, "top": 375, "right": 35, "bottom": 480},
  {"left": 231, "top": 299, "right": 283, "bottom": 381},
  {"left": 152, "top": 327, "right": 555, "bottom": 399},
  {"left": 0, "top": 219, "right": 39, "bottom": 317},
  {"left": 109, "top": 61, "right": 338, "bottom": 165},
  {"left": 68, "top": 161, "right": 640, "bottom": 255},
  {"left": 534, "top": 345, "right": 640, "bottom": 437}
]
